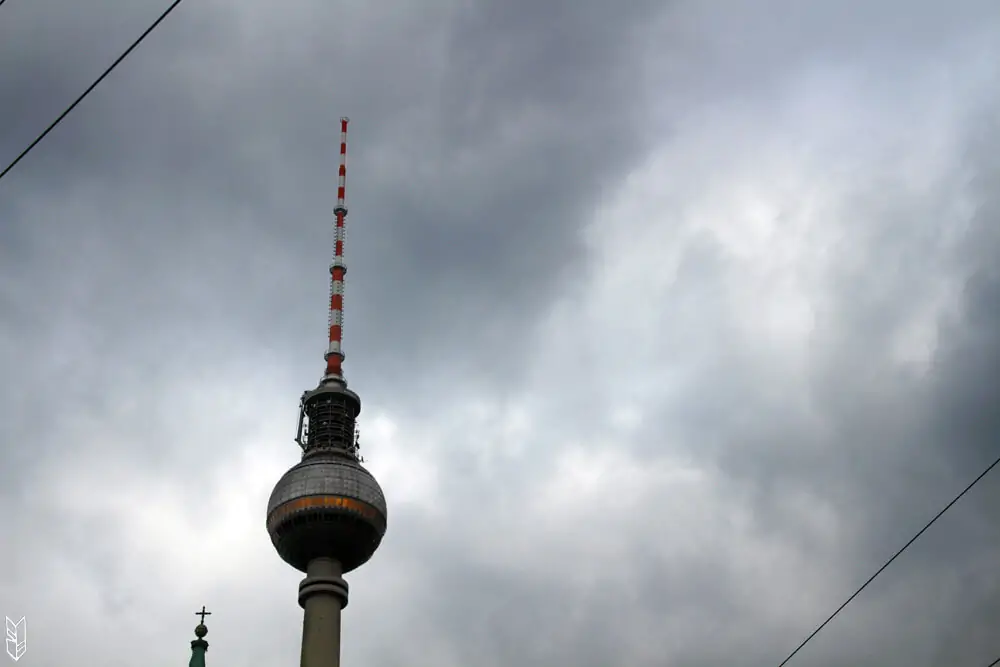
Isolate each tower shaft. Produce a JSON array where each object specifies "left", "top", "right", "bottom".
[{"left": 299, "top": 558, "right": 348, "bottom": 667}]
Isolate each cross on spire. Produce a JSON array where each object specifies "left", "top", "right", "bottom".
[{"left": 195, "top": 606, "right": 211, "bottom": 624}]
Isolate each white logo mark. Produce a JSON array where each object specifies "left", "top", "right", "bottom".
[{"left": 5, "top": 617, "right": 25, "bottom": 662}]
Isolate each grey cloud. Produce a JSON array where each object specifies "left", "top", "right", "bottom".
[{"left": 3, "top": 1, "right": 1000, "bottom": 667}]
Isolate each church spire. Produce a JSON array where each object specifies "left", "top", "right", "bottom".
[{"left": 188, "top": 606, "right": 210, "bottom": 667}]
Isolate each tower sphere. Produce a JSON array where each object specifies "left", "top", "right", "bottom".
[{"left": 267, "top": 451, "right": 387, "bottom": 573}]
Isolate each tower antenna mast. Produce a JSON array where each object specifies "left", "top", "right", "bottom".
[{"left": 325, "top": 116, "right": 350, "bottom": 384}]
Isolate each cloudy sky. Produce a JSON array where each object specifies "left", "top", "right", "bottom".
[{"left": 2, "top": 0, "right": 999, "bottom": 665}]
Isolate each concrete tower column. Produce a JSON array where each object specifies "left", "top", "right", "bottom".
[{"left": 298, "top": 557, "right": 349, "bottom": 667}]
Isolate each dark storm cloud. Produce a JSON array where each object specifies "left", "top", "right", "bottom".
[
  {"left": 2, "top": 0, "right": 636, "bottom": 374},
  {"left": 341, "top": 0, "right": 666, "bottom": 396},
  {"left": 1, "top": 0, "right": 668, "bottom": 442},
  {"left": 406, "top": 16, "right": 1000, "bottom": 660},
  {"left": 930, "top": 115, "right": 1000, "bottom": 472},
  {"left": 646, "top": 102, "right": 1000, "bottom": 665},
  {"left": 377, "top": 125, "right": 1000, "bottom": 666},
  {"left": 3, "top": 1, "right": 1000, "bottom": 666},
  {"left": 0, "top": 0, "right": 667, "bottom": 544},
  {"left": 2, "top": 0, "right": 672, "bottom": 662}
]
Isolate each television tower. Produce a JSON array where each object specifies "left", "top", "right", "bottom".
[{"left": 266, "top": 117, "right": 388, "bottom": 667}]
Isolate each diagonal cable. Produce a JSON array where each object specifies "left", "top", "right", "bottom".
[
  {"left": 776, "top": 453, "right": 1000, "bottom": 666},
  {"left": 0, "top": 0, "right": 186, "bottom": 182}
]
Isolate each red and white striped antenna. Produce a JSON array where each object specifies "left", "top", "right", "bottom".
[{"left": 324, "top": 116, "right": 350, "bottom": 384}]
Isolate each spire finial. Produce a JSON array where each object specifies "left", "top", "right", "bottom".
[{"left": 195, "top": 606, "right": 211, "bottom": 625}]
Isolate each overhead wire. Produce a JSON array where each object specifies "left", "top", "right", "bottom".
[
  {"left": 775, "top": 452, "right": 1000, "bottom": 666},
  {"left": 0, "top": 0, "right": 186, "bottom": 183}
]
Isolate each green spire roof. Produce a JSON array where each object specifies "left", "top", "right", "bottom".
[{"left": 188, "top": 606, "right": 210, "bottom": 667}]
